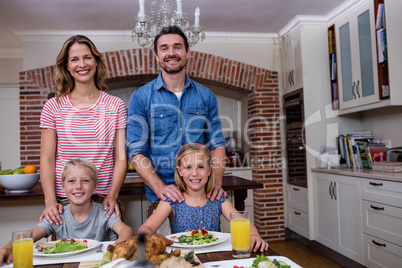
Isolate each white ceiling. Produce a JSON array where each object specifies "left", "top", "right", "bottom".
[{"left": 0, "top": 0, "right": 349, "bottom": 50}]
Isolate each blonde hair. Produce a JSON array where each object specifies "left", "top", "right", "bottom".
[
  {"left": 175, "top": 143, "right": 214, "bottom": 193},
  {"left": 61, "top": 158, "right": 98, "bottom": 183},
  {"left": 53, "top": 35, "right": 107, "bottom": 99}
]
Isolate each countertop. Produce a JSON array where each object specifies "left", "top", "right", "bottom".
[
  {"left": 311, "top": 167, "right": 402, "bottom": 183},
  {"left": 0, "top": 175, "right": 263, "bottom": 204}
]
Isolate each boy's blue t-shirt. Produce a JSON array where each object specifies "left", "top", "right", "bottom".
[{"left": 37, "top": 202, "right": 121, "bottom": 241}]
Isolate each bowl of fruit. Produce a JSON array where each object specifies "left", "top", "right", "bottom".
[{"left": 0, "top": 165, "right": 39, "bottom": 193}]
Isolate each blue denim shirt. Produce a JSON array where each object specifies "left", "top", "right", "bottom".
[{"left": 126, "top": 72, "right": 226, "bottom": 201}]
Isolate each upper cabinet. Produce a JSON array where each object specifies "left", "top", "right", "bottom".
[
  {"left": 283, "top": 29, "right": 303, "bottom": 93},
  {"left": 331, "top": 0, "right": 402, "bottom": 114},
  {"left": 335, "top": 0, "right": 380, "bottom": 110}
]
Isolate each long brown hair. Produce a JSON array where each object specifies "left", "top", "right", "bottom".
[{"left": 53, "top": 35, "right": 107, "bottom": 99}]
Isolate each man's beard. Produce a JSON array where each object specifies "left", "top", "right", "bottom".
[{"left": 161, "top": 58, "right": 187, "bottom": 74}]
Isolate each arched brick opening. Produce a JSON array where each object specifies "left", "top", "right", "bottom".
[{"left": 19, "top": 48, "right": 284, "bottom": 241}]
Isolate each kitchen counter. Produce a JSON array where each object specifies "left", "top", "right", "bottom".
[
  {"left": 0, "top": 175, "right": 263, "bottom": 211},
  {"left": 312, "top": 167, "right": 402, "bottom": 183}
]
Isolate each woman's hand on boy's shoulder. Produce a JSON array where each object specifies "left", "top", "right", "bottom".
[
  {"left": 103, "top": 196, "right": 121, "bottom": 219},
  {"left": 39, "top": 202, "right": 64, "bottom": 225},
  {"left": 250, "top": 234, "right": 269, "bottom": 252}
]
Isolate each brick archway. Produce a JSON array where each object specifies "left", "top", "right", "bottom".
[{"left": 19, "top": 48, "right": 284, "bottom": 241}]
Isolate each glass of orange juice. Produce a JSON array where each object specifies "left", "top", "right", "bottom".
[
  {"left": 230, "top": 211, "right": 250, "bottom": 258},
  {"left": 12, "top": 229, "right": 33, "bottom": 268}
]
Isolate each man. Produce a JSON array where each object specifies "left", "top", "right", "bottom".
[{"left": 126, "top": 26, "right": 227, "bottom": 202}]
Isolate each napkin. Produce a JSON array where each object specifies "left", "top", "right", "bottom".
[
  {"left": 166, "top": 233, "right": 232, "bottom": 254},
  {"left": 1, "top": 241, "right": 113, "bottom": 268}
]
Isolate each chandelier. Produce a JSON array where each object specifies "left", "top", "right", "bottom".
[{"left": 132, "top": 0, "right": 205, "bottom": 48}]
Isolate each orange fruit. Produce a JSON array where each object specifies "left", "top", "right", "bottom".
[{"left": 24, "top": 165, "right": 37, "bottom": 174}]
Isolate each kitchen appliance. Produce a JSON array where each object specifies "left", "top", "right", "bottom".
[
  {"left": 284, "top": 89, "right": 307, "bottom": 188},
  {"left": 386, "top": 147, "right": 402, "bottom": 162},
  {"left": 226, "top": 131, "right": 242, "bottom": 167}
]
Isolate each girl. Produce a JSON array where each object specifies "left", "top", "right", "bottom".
[
  {"left": 138, "top": 143, "right": 269, "bottom": 252},
  {"left": 39, "top": 35, "right": 127, "bottom": 226}
]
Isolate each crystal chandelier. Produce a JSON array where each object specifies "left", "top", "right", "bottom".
[{"left": 132, "top": 0, "right": 205, "bottom": 48}]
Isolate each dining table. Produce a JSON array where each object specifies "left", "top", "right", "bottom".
[
  {"left": 2, "top": 234, "right": 300, "bottom": 268},
  {"left": 32, "top": 250, "right": 280, "bottom": 268}
]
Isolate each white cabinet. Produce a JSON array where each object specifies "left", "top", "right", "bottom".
[
  {"left": 335, "top": 0, "right": 380, "bottom": 110},
  {"left": 361, "top": 178, "right": 402, "bottom": 267},
  {"left": 313, "top": 172, "right": 364, "bottom": 264},
  {"left": 283, "top": 29, "right": 303, "bottom": 93},
  {"left": 286, "top": 185, "right": 309, "bottom": 238}
]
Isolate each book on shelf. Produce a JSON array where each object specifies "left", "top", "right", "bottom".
[
  {"left": 376, "top": 3, "right": 385, "bottom": 30},
  {"left": 377, "top": 29, "right": 386, "bottom": 63},
  {"left": 339, "top": 130, "right": 373, "bottom": 137},
  {"left": 331, "top": 53, "right": 337, "bottom": 81}
]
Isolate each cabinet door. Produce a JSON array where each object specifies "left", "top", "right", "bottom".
[
  {"left": 313, "top": 173, "right": 364, "bottom": 264},
  {"left": 336, "top": 0, "right": 379, "bottom": 110},
  {"left": 334, "top": 175, "right": 363, "bottom": 263},
  {"left": 314, "top": 175, "right": 337, "bottom": 249},
  {"left": 283, "top": 29, "right": 302, "bottom": 92}
]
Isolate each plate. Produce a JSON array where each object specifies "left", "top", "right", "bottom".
[
  {"left": 34, "top": 239, "right": 100, "bottom": 257},
  {"left": 203, "top": 256, "right": 301, "bottom": 268},
  {"left": 166, "top": 231, "right": 230, "bottom": 248}
]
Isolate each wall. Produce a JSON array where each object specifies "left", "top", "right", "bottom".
[
  {"left": 361, "top": 106, "right": 402, "bottom": 148},
  {"left": 21, "top": 37, "right": 278, "bottom": 71},
  {"left": 0, "top": 57, "right": 22, "bottom": 169}
]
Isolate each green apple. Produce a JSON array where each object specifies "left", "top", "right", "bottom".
[{"left": 12, "top": 168, "right": 24, "bottom": 175}]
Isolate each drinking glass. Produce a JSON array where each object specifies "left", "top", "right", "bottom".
[
  {"left": 230, "top": 211, "right": 250, "bottom": 258},
  {"left": 12, "top": 229, "right": 33, "bottom": 268}
]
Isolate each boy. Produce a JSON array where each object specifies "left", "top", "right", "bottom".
[{"left": 0, "top": 158, "right": 133, "bottom": 265}]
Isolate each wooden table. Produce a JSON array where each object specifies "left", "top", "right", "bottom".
[
  {"left": 33, "top": 249, "right": 279, "bottom": 267},
  {"left": 0, "top": 175, "right": 263, "bottom": 211}
]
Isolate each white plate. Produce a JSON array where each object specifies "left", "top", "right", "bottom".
[
  {"left": 33, "top": 239, "right": 100, "bottom": 257},
  {"left": 166, "top": 231, "right": 230, "bottom": 248},
  {"left": 203, "top": 256, "right": 301, "bottom": 268}
]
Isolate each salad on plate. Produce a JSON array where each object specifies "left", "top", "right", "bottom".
[
  {"left": 172, "top": 228, "right": 218, "bottom": 245},
  {"left": 36, "top": 238, "right": 88, "bottom": 254}
]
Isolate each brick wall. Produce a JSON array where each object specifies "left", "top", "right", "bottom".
[{"left": 19, "top": 48, "right": 283, "bottom": 241}]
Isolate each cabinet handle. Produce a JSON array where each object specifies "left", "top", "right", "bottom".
[
  {"left": 372, "top": 240, "right": 386, "bottom": 247},
  {"left": 329, "top": 182, "right": 333, "bottom": 199},
  {"left": 356, "top": 80, "right": 360, "bottom": 98},
  {"left": 352, "top": 82, "right": 356, "bottom": 99},
  {"left": 332, "top": 182, "right": 337, "bottom": 200},
  {"left": 369, "top": 182, "right": 383, "bottom": 187},
  {"left": 294, "top": 211, "right": 301, "bottom": 215},
  {"left": 370, "top": 205, "right": 384, "bottom": 211},
  {"left": 293, "top": 187, "right": 300, "bottom": 191}
]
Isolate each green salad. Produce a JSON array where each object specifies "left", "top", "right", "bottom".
[
  {"left": 178, "top": 228, "right": 218, "bottom": 245},
  {"left": 42, "top": 238, "right": 87, "bottom": 254},
  {"left": 251, "top": 255, "right": 291, "bottom": 268}
]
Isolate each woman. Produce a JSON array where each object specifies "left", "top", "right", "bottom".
[{"left": 39, "top": 35, "right": 127, "bottom": 225}]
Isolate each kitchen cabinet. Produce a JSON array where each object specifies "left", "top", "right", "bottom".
[
  {"left": 313, "top": 172, "right": 364, "bottom": 264},
  {"left": 335, "top": 0, "right": 380, "bottom": 111},
  {"left": 282, "top": 29, "right": 303, "bottom": 93},
  {"left": 286, "top": 184, "right": 309, "bottom": 238},
  {"left": 360, "top": 178, "right": 402, "bottom": 267}
]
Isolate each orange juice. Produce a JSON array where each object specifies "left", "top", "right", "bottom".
[
  {"left": 230, "top": 218, "right": 250, "bottom": 251},
  {"left": 12, "top": 238, "right": 33, "bottom": 268}
]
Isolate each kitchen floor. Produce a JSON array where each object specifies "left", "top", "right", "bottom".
[{"left": 269, "top": 240, "right": 343, "bottom": 268}]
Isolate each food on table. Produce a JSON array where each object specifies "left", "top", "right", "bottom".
[
  {"left": 251, "top": 255, "right": 291, "bottom": 268},
  {"left": 0, "top": 169, "right": 13, "bottom": 175},
  {"left": 159, "top": 250, "right": 204, "bottom": 268},
  {"left": 12, "top": 167, "right": 25, "bottom": 174},
  {"left": 171, "top": 228, "right": 218, "bottom": 245},
  {"left": 35, "top": 238, "right": 88, "bottom": 254},
  {"left": 24, "top": 165, "right": 37, "bottom": 174},
  {"left": 107, "top": 234, "right": 176, "bottom": 265}
]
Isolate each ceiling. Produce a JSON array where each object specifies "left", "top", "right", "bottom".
[{"left": 0, "top": 0, "right": 349, "bottom": 50}]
